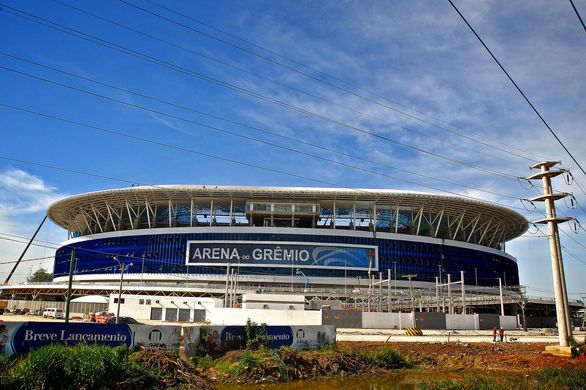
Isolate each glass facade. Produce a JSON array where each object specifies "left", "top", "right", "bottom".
[{"left": 54, "top": 231, "right": 519, "bottom": 287}]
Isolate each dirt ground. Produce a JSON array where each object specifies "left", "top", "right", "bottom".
[{"left": 338, "top": 341, "right": 586, "bottom": 371}]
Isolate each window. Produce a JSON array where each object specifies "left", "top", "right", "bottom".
[
  {"left": 114, "top": 298, "right": 125, "bottom": 304},
  {"left": 146, "top": 299, "right": 151, "bottom": 305},
  {"left": 139, "top": 299, "right": 144, "bottom": 305}
]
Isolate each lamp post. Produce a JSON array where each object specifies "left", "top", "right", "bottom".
[
  {"left": 296, "top": 268, "right": 309, "bottom": 291},
  {"left": 113, "top": 257, "right": 133, "bottom": 324}
]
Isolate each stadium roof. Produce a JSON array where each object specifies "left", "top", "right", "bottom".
[{"left": 47, "top": 185, "right": 528, "bottom": 243}]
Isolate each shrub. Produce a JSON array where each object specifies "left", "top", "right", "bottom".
[
  {"left": 196, "top": 354, "right": 214, "bottom": 369},
  {"left": 244, "top": 319, "right": 269, "bottom": 350},
  {"left": 363, "top": 347, "right": 409, "bottom": 369},
  {"left": 4, "top": 344, "right": 148, "bottom": 390},
  {"left": 235, "top": 351, "right": 258, "bottom": 375}
]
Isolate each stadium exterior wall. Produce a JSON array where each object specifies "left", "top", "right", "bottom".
[{"left": 53, "top": 227, "right": 519, "bottom": 288}]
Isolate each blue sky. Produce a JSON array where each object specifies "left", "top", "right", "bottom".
[{"left": 0, "top": 0, "right": 584, "bottom": 299}]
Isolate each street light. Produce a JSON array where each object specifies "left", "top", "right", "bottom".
[
  {"left": 113, "top": 257, "right": 133, "bottom": 324},
  {"left": 296, "top": 268, "right": 309, "bottom": 291}
]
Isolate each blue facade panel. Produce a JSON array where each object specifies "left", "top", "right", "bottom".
[{"left": 54, "top": 232, "right": 519, "bottom": 286}]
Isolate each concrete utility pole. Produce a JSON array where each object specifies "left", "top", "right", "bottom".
[
  {"left": 64, "top": 249, "right": 76, "bottom": 323},
  {"left": 402, "top": 274, "right": 417, "bottom": 311},
  {"left": 435, "top": 276, "right": 440, "bottom": 312},
  {"left": 447, "top": 274, "right": 453, "bottom": 314},
  {"left": 460, "top": 270, "right": 466, "bottom": 314},
  {"left": 526, "top": 161, "right": 574, "bottom": 347},
  {"left": 224, "top": 263, "right": 231, "bottom": 308},
  {"left": 498, "top": 277, "right": 505, "bottom": 316}
]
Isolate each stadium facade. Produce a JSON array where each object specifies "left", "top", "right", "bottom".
[{"left": 47, "top": 186, "right": 528, "bottom": 290}]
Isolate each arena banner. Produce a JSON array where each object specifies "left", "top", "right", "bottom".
[
  {"left": 128, "top": 324, "right": 181, "bottom": 349},
  {"left": 185, "top": 240, "right": 377, "bottom": 270},
  {"left": 1, "top": 322, "right": 184, "bottom": 356},
  {"left": 7, "top": 322, "right": 133, "bottom": 356},
  {"left": 183, "top": 325, "right": 336, "bottom": 355}
]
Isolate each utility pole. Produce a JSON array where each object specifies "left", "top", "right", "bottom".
[
  {"left": 435, "top": 276, "right": 440, "bottom": 312},
  {"left": 447, "top": 274, "right": 453, "bottom": 314},
  {"left": 402, "top": 274, "right": 417, "bottom": 311},
  {"left": 387, "top": 269, "right": 391, "bottom": 312},
  {"left": 64, "top": 249, "right": 76, "bottom": 323},
  {"left": 526, "top": 161, "right": 573, "bottom": 347},
  {"left": 460, "top": 270, "right": 466, "bottom": 314},
  {"left": 224, "top": 263, "right": 231, "bottom": 308},
  {"left": 498, "top": 277, "right": 505, "bottom": 316}
]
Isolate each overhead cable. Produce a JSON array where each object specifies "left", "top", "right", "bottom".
[
  {"left": 50, "top": 0, "right": 538, "bottom": 164},
  {"left": 122, "top": 0, "right": 545, "bottom": 162},
  {"left": 0, "top": 4, "right": 522, "bottom": 180},
  {"left": 448, "top": 0, "right": 586, "bottom": 176}
]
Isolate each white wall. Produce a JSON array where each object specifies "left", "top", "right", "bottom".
[
  {"left": 208, "top": 308, "right": 322, "bottom": 325},
  {"left": 109, "top": 294, "right": 221, "bottom": 322},
  {"left": 446, "top": 314, "right": 477, "bottom": 330},
  {"left": 242, "top": 293, "right": 305, "bottom": 310},
  {"left": 500, "top": 315, "right": 518, "bottom": 329},
  {"left": 362, "top": 312, "right": 414, "bottom": 329}
]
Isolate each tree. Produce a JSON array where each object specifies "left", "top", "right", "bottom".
[{"left": 27, "top": 268, "right": 53, "bottom": 283}]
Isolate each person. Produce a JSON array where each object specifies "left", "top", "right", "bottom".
[
  {"left": 492, "top": 327, "right": 498, "bottom": 342},
  {"left": 0, "top": 324, "right": 7, "bottom": 354},
  {"left": 499, "top": 327, "right": 505, "bottom": 343}
]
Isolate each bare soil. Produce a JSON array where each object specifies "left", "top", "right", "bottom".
[{"left": 338, "top": 341, "right": 586, "bottom": 371}]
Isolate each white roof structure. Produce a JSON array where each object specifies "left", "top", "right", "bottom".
[{"left": 47, "top": 185, "right": 527, "bottom": 247}]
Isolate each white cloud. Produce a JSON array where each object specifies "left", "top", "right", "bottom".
[{"left": 0, "top": 169, "right": 69, "bottom": 282}]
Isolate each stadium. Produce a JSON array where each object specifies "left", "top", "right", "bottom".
[{"left": 45, "top": 185, "right": 526, "bottom": 291}]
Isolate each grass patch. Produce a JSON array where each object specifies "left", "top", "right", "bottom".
[
  {"left": 362, "top": 346, "right": 411, "bottom": 369},
  {"left": 2, "top": 344, "right": 149, "bottom": 390}
]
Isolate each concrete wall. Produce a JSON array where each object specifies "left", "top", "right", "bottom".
[
  {"left": 110, "top": 294, "right": 220, "bottom": 322},
  {"left": 414, "top": 312, "right": 446, "bottom": 329},
  {"left": 500, "top": 315, "right": 519, "bottom": 329},
  {"left": 362, "top": 312, "right": 413, "bottom": 329},
  {"left": 477, "top": 313, "right": 500, "bottom": 330},
  {"left": 208, "top": 308, "right": 322, "bottom": 325},
  {"left": 242, "top": 293, "right": 305, "bottom": 310},
  {"left": 322, "top": 309, "right": 362, "bottom": 328},
  {"left": 525, "top": 316, "right": 557, "bottom": 328},
  {"left": 446, "top": 314, "right": 476, "bottom": 330}
]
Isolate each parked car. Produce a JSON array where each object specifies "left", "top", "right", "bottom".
[
  {"left": 26, "top": 309, "right": 44, "bottom": 316},
  {"left": 94, "top": 311, "right": 114, "bottom": 323},
  {"left": 107, "top": 316, "right": 141, "bottom": 325},
  {"left": 42, "top": 307, "right": 64, "bottom": 319}
]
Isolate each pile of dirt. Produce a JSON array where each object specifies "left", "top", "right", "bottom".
[
  {"left": 207, "top": 347, "right": 401, "bottom": 384},
  {"left": 338, "top": 341, "right": 586, "bottom": 371},
  {"left": 131, "top": 346, "right": 215, "bottom": 389}
]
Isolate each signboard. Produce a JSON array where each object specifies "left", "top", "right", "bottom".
[
  {"left": 184, "top": 325, "right": 336, "bottom": 355},
  {"left": 1, "top": 322, "right": 335, "bottom": 356},
  {"left": 185, "top": 240, "right": 377, "bottom": 270},
  {"left": 10, "top": 322, "right": 132, "bottom": 355}
]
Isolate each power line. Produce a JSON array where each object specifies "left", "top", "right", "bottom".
[
  {"left": 0, "top": 51, "right": 528, "bottom": 200},
  {"left": 50, "top": 0, "right": 539, "bottom": 165},
  {"left": 0, "top": 100, "right": 526, "bottom": 204},
  {"left": 126, "top": 0, "right": 547, "bottom": 163},
  {"left": 0, "top": 4, "right": 524, "bottom": 180},
  {"left": 448, "top": 0, "right": 586, "bottom": 176},
  {"left": 569, "top": 0, "right": 586, "bottom": 32}
]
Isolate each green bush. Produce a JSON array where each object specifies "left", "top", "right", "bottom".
[
  {"left": 3, "top": 344, "right": 149, "bottom": 390},
  {"left": 235, "top": 351, "right": 259, "bottom": 375},
  {"left": 196, "top": 354, "right": 214, "bottom": 369},
  {"left": 363, "top": 347, "right": 410, "bottom": 369},
  {"left": 244, "top": 319, "right": 269, "bottom": 350}
]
